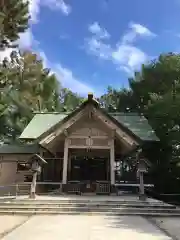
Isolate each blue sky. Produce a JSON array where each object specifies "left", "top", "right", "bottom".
[{"left": 4, "top": 0, "right": 180, "bottom": 96}]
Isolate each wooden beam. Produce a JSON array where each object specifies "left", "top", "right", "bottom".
[
  {"left": 68, "top": 135, "right": 109, "bottom": 139},
  {"left": 92, "top": 108, "right": 138, "bottom": 147},
  {"left": 40, "top": 106, "right": 88, "bottom": 146},
  {"left": 68, "top": 145, "right": 110, "bottom": 149}
]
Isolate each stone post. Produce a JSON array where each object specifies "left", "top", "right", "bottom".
[{"left": 30, "top": 171, "right": 37, "bottom": 199}]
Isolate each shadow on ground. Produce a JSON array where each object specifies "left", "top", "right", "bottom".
[{"left": 102, "top": 214, "right": 172, "bottom": 239}]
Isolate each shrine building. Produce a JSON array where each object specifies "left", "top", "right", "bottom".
[{"left": 0, "top": 93, "right": 159, "bottom": 195}]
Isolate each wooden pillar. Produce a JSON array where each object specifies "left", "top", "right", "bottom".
[
  {"left": 110, "top": 139, "right": 115, "bottom": 185},
  {"left": 68, "top": 152, "right": 71, "bottom": 181},
  {"left": 62, "top": 138, "right": 69, "bottom": 184}
]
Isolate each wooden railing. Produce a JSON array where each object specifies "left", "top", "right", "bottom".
[
  {"left": 66, "top": 181, "right": 81, "bottom": 194},
  {"left": 0, "top": 182, "right": 63, "bottom": 196},
  {"left": 0, "top": 181, "right": 154, "bottom": 197},
  {"left": 66, "top": 181, "right": 111, "bottom": 195},
  {"left": 96, "top": 181, "right": 111, "bottom": 195}
]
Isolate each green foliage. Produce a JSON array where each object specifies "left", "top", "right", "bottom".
[
  {"left": 0, "top": 0, "right": 29, "bottom": 49},
  {"left": 102, "top": 53, "right": 180, "bottom": 193},
  {"left": 59, "top": 88, "right": 84, "bottom": 112},
  {"left": 0, "top": 51, "right": 70, "bottom": 142}
]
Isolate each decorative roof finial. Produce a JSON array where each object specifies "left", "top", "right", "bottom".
[{"left": 88, "top": 92, "right": 93, "bottom": 101}]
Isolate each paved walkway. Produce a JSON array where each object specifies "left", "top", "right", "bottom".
[
  {"left": 1, "top": 215, "right": 171, "bottom": 240},
  {"left": 0, "top": 216, "right": 29, "bottom": 239},
  {"left": 154, "top": 218, "right": 180, "bottom": 240}
]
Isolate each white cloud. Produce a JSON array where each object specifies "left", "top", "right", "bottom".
[
  {"left": 85, "top": 21, "right": 153, "bottom": 74},
  {"left": 86, "top": 22, "right": 111, "bottom": 60},
  {"left": 112, "top": 44, "right": 147, "bottom": 73},
  {"left": 39, "top": 51, "right": 49, "bottom": 68},
  {"left": 42, "top": 0, "right": 71, "bottom": 15},
  {"left": 0, "top": 30, "right": 35, "bottom": 62},
  {"left": 18, "top": 0, "right": 41, "bottom": 50},
  {"left": 86, "top": 38, "right": 112, "bottom": 60},
  {"left": 89, "top": 22, "right": 110, "bottom": 39},
  {"left": 18, "top": 29, "right": 35, "bottom": 49},
  {"left": 18, "top": 0, "right": 72, "bottom": 50},
  {"left": 25, "top": 0, "right": 71, "bottom": 23},
  {"left": 130, "top": 23, "right": 155, "bottom": 37},
  {"left": 39, "top": 51, "right": 95, "bottom": 96},
  {"left": 122, "top": 22, "right": 156, "bottom": 44},
  {"left": 55, "top": 64, "right": 95, "bottom": 95},
  {"left": 27, "top": 0, "right": 40, "bottom": 23},
  {"left": 0, "top": 48, "right": 12, "bottom": 62}
]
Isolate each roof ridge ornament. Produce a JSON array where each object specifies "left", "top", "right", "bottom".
[{"left": 88, "top": 92, "right": 93, "bottom": 101}]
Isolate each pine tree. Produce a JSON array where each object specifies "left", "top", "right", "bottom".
[
  {"left": 0, "top": 0, "right": 29, "bottom": 49},
  {"left": 0, "top": 50, "right": 61, "bottom": 141}
]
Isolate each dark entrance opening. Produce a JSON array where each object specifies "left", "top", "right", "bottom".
[
  {"left": 70, "top": 156, "right": 109, "bottom": 182},
  {"left": 69, "top": 148, "right": 110, "bottom": 183}
]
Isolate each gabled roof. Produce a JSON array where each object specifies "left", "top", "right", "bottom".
[
  {"left": 19, "top": 113, "right": 68, "bottom": 139},
  {"left": 0, "top": 144, "right": 39, "bottom": 154},
  {"left": 19, "top": 93, "right": 159, "bottom": 142},
  {"left": 109, "top": 113, "right": 158, "bottom": 142}
]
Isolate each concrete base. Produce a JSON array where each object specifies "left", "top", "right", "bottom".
[
  {"left": 29, "top": 192, "right": 36, "bottom": 199},
  {"left": 110, "top": 185, "right": 116, "bottom": 194},
  {"left": 139, "top": 194, "right": 146, "bottom": 201}
]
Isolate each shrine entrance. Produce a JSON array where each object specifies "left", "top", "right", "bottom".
[
  {"left": 69, "top": 156, "right": 109, "bottom": 182},
  {"left": 68, "top": 149, "right": 110, "bottom": 182},
  {"left": 67, "top": 149, "right": 110, "bottom": 193}
]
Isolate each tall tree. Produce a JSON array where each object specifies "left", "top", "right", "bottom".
[
  {"left": 102, "top": 53, "right": 180, "bottom": 193},
  {"left": 59, "top": 88, "right": 84, "bottom": 112},
  {"left": 0, "top": 0, "right": 29, "bottom": 49},
  {"left": 0, "top": 50, "right": 83, "bottom": 142},
  {"left": 0, "top": 51, "right": 61, "bottom": 141}
]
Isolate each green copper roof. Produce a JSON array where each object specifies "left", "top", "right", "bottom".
[
  {"left": 19, "top": 113, "right": 68, "bottom": 139},
  {"left": 110, "top": 113, "right": 159, "bottom": 141},
  {"left": 0, "top": 144, "right": 39, "bottom": 154},
  {"left": 19, "top": 111, "right": 158, "bottom": 142}
]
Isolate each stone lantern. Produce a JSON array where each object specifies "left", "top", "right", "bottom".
[{"left": 28, "top": 154, "right": 47, "bottom": 199}]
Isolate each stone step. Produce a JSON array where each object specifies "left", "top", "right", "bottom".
[
  {"left": 0, "top": 209, "right": 180, "bottom": 216},
  {"left": 0, "top": 202, "right": 175, "bottom": 208},
  {"left": 0, "top": 203, "right": 176, "bottom": 210},
  {"left": 7, "top": 199, "right": 171, "bottom": 205},
  {"left": 0, "top": 206, "right": 179, "bottom": 213}
]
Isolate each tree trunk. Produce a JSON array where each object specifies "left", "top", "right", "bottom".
[{"left": 29, "top": 171, "right": 37, "bottom": 199}]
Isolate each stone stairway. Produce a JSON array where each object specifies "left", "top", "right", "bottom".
[{"left": 0, "top": 197, "right": 180, "bottom": 216}]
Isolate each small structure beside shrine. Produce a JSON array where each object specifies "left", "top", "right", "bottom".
[{"left": 0, "top": 93, "right": 159, "bottom": 197}]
